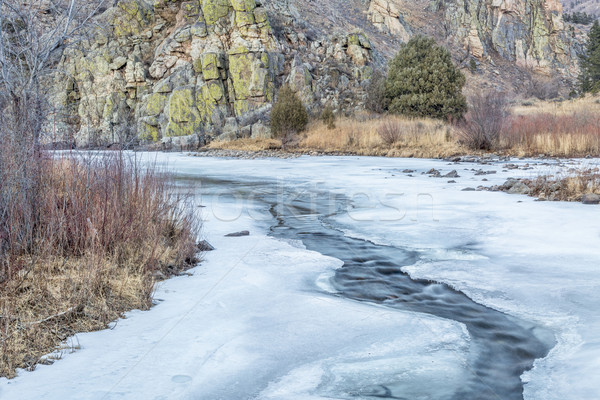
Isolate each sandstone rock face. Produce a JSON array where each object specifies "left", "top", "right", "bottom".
[
  {"left": 368, "top": 0, "right": 412, "bottom": 42},
  {"left": 54, "top": 0, "right": 281, "bottom": 146},
  {"left": 50, "top": 0, "right": 375, "bottom": 147},
  {"left": 47, "top": 0, "right": 579, "bottom": 147},
  {"left": 434, "top": 0, "right": 576, "bottom": 75}
]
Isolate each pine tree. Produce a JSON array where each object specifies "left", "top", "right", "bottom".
[
  {"left": 270, "top": 85, "right": 308, "bottom": 137},
  {"left": 384, "top": 36, "right": 467, "bottom": 120},
  {"left": 578, "top": 21, "right": 600, "bottom": 93}
]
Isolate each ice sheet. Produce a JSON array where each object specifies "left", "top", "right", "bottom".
[
  {"left": 2, "top": 153, "right": 598, "bottom": 399},
  {"left": 0, "top": 178, "right": 470, "bottom": 400}
]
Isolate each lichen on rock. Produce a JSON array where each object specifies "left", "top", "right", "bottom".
[{"left": 46, "top": 0, "right": 579, "bottom": 148}]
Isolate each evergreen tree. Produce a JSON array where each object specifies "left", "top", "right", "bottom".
[
  {"left": 384, "top": 36, "right": 467, "bottom": 120},
  {"left": 578, "top": 21, "right": 600, "bottom": 93},
  {"left": 270, "top": 85, "right": 308, "bottom": 137}
]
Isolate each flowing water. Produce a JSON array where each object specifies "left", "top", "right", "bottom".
[{"left": 189, "top": 176, "right": 555, "bottom": 400}]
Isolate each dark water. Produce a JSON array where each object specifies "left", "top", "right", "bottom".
[{"left": 186, "top": 176, "right": 555, "bottom": 400}]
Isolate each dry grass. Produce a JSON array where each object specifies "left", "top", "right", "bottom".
[
  {"left": 499, "top": 96, "right": 600, "bottom": 157},
  {"left": 206, "top": 138, "right": 282, "bottom": 152},
  {"left": 512, "top": 96, "right": 600, "bottom": 117},
  {"left": 0, "top": 152, "right": 199, "bottom": 378},
  {"left": 202, "top": 116, "right": 467, "bottom": 158},
  {"left": 203, "top": 96, "right": 600, "bottom": 159},
  {"left": 295, "top": 115, "right": 467, "bottom": 158},
  {"left": 499, "top": 113, "right": 600, "bottom": 157},
  {"left": 523, "top": 167, "right": 600, "bottom": 201}
]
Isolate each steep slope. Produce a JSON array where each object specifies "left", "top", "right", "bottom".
[
  {"left": 561, "top": 0, "right": 600, "bottom": 18},
  {"left": 46, "top": 0, "right": 581, "bottom": 147},
  {"left": 431, "top": 0, "right": 576, "bottom": 74},
  {"left": 49, "top": 0, "right": 375, "bottom": 146}
]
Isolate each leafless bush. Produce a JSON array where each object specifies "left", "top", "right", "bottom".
[
  {"left": 377, "top": 120, "right": 403, "bottom": 145},
  {"left": 0, "top": 0, "right": 106, "bottom": 150},
  {"left": 501, "top": 111, "right": 600, "bottom": 156},
  {"left": 456, "top": 91, "right": 510, "bottom": 150},
  {"left": 526, "top": 75, "right": 562, "bottom": 100},
  {"left": 0, "top": 151, "right": 200, "bottom": 377},
  {"left": 365, "top": 71, "right": 388, "bottom": 114},
  {"left": 0, "top": 1, "right": 202, "bottom": 377}
]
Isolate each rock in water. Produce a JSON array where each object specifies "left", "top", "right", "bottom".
[
  {"left": 443, "top": 170, "right": 460, "bottom": 178},
  {"left": 225, "top": 231, "right": 250, "bottom": 237},
  {"left": 508, "top": 181, "right": 531, "bottom": 195},
  {"left": 197, "top": 240, "right": 215, "bottom": 251},
  {"left": 426, "top": 168, "right": 441, "bottom": 177},
  {"left": 582, "top": 194, "right": 600, "bottom": 205}
]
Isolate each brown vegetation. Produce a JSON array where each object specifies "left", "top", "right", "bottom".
[
  {"left": 205, "top": 96, "right": 600, "bottom": 159},
  {"left": 0, "top": 152, "right": 199, "bottom": 378},
  {"left": 296, "top": 115, "right": 465, "bottom": 158},
  {"left": 521, "top": 168, "right": 600, "bottom": 202},
  {"left": 206, "top": 138, "right": 283, "bottom": 152},
  {"left": 500, "top": 112, "right": 600, "bottom": 157},
  {"left": 457, "top": 91, "right": 510, "bottom": 150}
]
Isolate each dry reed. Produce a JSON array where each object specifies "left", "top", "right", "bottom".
[{"left": 0, "top": 152, "right": 200, "bottom": 377}]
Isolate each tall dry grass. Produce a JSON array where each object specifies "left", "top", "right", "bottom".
[
  {"left": 203, "top": 96, "right": 600, "bottom": 159},
  {"left": 512, "top": 96, "right": 600, "bottom": 117},
  {"left": 500, "top": 111, "right": 600, "bottom": 157},
  {"left": 0, "top": 151, "right": 200, "bottom": 377},
  {"left": 297, "top": 115, "right": 466, "bottom": 158}
]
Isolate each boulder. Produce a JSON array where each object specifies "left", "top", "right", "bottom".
[
  {"left": 251, "top": 122, "right": 272, "bottom": 139},
  {"left": 197, "top": 240, "right": 215, "bottom": 251},
  {"left": 582, "top": 193, "right": 600, "bottom": 205},
  {"left": 225, "top": 230, "right": 250, "bottom": 237},
  {"left": 443, "top": 170, "right": 460, "bottom": 178},
  {"left": 508, "top": 181, "right": 531, "bottom": 195}
]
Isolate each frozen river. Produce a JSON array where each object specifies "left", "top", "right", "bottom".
[{"left": 1, "top": 154, "right": 599, "bottom": 399}]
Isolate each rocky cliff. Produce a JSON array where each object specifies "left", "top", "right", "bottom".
[
  {"left": 47, "top": 0, "right": 581, "bottom": 147},
  {"left": 433, "top": 0, "right": 576, "bottom": 74}
]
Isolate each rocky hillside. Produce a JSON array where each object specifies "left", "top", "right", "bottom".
[
  {"left": 47, "top": 0, "right": 582, "bottom": 147},
  {"left": 562, "top": 0, "right": 600, "bottom": 18}
]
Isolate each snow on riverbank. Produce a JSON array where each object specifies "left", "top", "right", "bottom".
[
  {"left": 0, "top": 175, "right": 470, "bottom": 400},
  {"left": 1, "top": 153, "right": 598, "bottom": 399},
  {"left": 160, "top": 153, "right": 599, "bottom": 400}
]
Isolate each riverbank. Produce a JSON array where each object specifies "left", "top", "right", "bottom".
[
  {"left": 191, "top": 148, "right": 600, "bottom": 204},
  {"left": 0, "top": 153, "right": 199, "bottom": 378},
  {"left": 199, "top": 96, "right": 600, "bottom": 160},
  {"left": 2, "top": 154, "right": 599, "bottom": 399},
  {"left": 0, "top": 172, "right": 471, "bottom": 399}
]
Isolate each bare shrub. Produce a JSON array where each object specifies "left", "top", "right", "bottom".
[
  {"left": 0, "top": 0, "right": 106, "bottom": 151},
  {"left": 0, "top": 3, "right": 204, "bottom": 377},
  {"left": 501, "top": 111, "right": 600, "bottom": 156},
  {"left": 377, "top": 120, "right": 403, "bottom": 145},
  {"left": 456, "top": 91, "right": 510, "bottom": 150},
  {"left": 0, "top": 151, "right": 200, "bottom": 377},
  {"left": 365, "top": 71, "right": 388, "bottom": 114},
  {"left": 526, "top": 75, "right": 562, "bottom": 100}
]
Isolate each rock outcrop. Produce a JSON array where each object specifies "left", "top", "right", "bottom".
[
  {"left": 46, "top": 0, "right": 581, "bottom": 147},
  {"left": 50, "top": 0, "right": 376, "bottom": 146},
  {"left": 433, "top": 0, "right": 576, "bottom": 75},
  {"left": 368, "top": 0, "right": 413, "bottom": 42},
  {"left": 53, "top": 0, "right": 282, "bottom": 146}
]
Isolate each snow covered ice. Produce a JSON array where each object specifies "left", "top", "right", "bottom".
[{"left": 1, "top": 154, "right": 599, "bottom": 400}]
